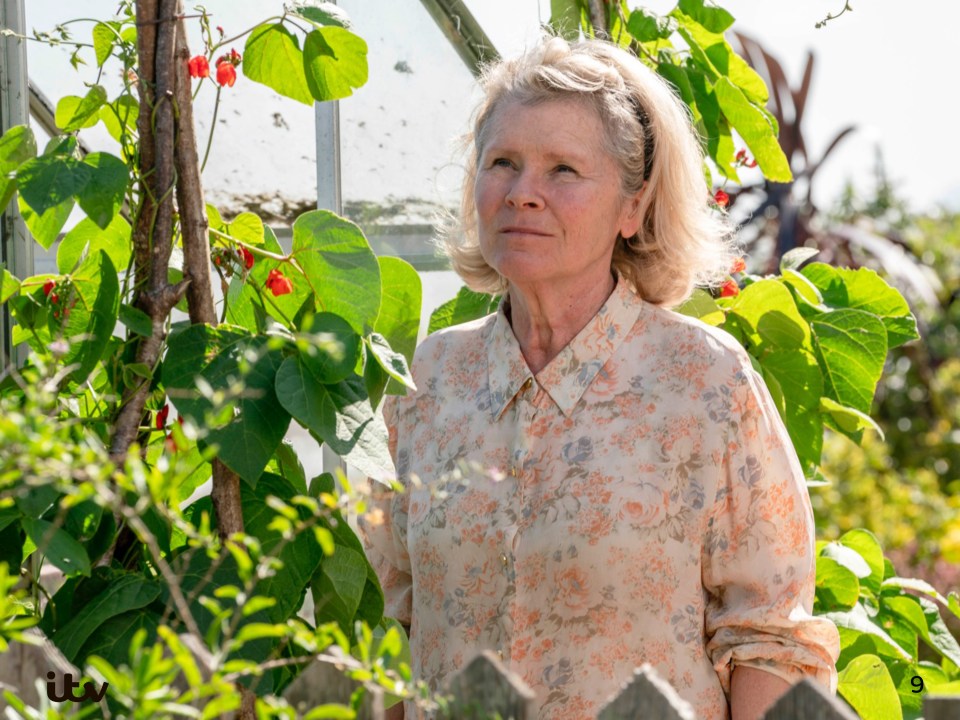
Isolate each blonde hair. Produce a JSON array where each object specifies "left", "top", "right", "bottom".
[{"left": 440, "top": 36, "right": 736, "bottom": 308}]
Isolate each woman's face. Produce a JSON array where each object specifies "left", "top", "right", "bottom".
[{"left": 474, "top": 98, "right": 643, "bottom": 293}]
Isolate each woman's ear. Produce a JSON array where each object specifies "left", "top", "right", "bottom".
[{"left": 618, "top": 187, "right": 645, "bottom": 240}]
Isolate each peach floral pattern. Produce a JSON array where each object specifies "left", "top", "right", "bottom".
[{"left": 359, "top": 278, "right": 839, "bottom": 720}]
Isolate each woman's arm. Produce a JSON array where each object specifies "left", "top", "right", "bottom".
[{"left": 730, "top": 665, "right": 792, "bottom": 720}]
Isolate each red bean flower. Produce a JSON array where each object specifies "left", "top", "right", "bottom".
[
  {"left": 729, "top": 257, "right": 746, "bottom": 274},
  {"left": 713, "top": 189, "right": 730, "bottom": 208},
  {"left": 156, "top": 403, "right": 170, "bottom": 429},
  {"left": 266, "top": 269, "right": 293, "bottom": 297},
  {"left": 216, "top": 61, "right": 237, "bottom": 88},
  {"left": 238, "top": 246, "right": 254, "bottom": 270},
  {"left": 720, "top": 279, "right": 740, "bottom": 298},
  {"left": 188, "top": 55, "right": 210, "bottom": 79},
  {"left": 736, "top": 148, "right": 758, "bottom": 168}
]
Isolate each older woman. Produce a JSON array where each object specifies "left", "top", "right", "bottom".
[{"left": 361, "top": 37, "right": 839, "bottom": 720}]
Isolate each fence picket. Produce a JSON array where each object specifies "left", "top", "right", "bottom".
[
  {"left": 442, "top": 650, "right": 536, "bottom": 719},
  {"left": 596, "top": 664, "right": 696, "bottom": 720},
  {"left": 761, "top": 678, "right": 858, "bottom": 720},
  {"left": 923, "top": 695, "right": 960, "bottom": 720}
]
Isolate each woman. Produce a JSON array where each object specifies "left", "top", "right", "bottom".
[{"left": 360, "top": 37, "right": 839, "bottom": 720}]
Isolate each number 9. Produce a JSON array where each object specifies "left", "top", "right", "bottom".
[{"left": 911, "top": 675, "right": 924, "bottom": 693}]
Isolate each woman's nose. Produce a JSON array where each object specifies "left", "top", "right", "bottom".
[{"left": 504, "top": 171, "right": 544, "bottom": 209}]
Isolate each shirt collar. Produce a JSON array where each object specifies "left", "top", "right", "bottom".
[{"left": 487, "top": 276, "right": 644, "bottom": 420}]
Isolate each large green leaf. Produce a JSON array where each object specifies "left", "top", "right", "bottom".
[
  {"left": 837, "top": 529, "right": 885, "bottom": 596},
  {"left": 99, "top": 96, "right": 139, "bottom": 144},
  {"left": 675, "top": 289, "right": 724, "bottom": 326},
  {"left": 811, "top": 308, "right": 887, "bottom": 415},
  {"left": 676, "top": 0, "right": 735, "bottom": 33},
  {"left": 373, "top": 256, "right": 421, "bottom": 367},
  {"left": 16, "top": 150, "right": 88, "bottom": 216},
  {"left": 291, "top": 210, "right": 381, "bottom": 333},
  {"left": 714, "top": 77, "right": 792, "bottom": 182},
  {"left": 91, "top": 22, "right": 117, "bottom": 66},
  {"left": 162, "top": 324, "right": 291, "bottom": 486},
  {"left": 820, "top": 397, "right": 884, "bottom": 442},
  {"left": 825, "top": 604, "right": 913, "bottom": 662},
  {"left": 312, "top": 545, "right": 367, "bottom": 630},
  {"left": 627, "top": 8, "right": 674, "bottom": 43},
  {"left": 75, "top": 608, "right": 162, "bottom": 669},
  {"left": 19, "top": 194, "right": 74, "bottom": 250},
  {"left": 243, "top": 23, "right": 313, "bottom": 105},
  {"left": 303, "top": 27, "right": 368, "bottom": 101},
  {"left": 727, "top": 279, "right": 811, "bottom": 351},
  {"left": 76, "top": 152, "right": 128, "bottom": 229},
  {"left": 758, "top": 347, "right": 823, "bottom": 472},
  {"left": 299, "top": 312, "right": 360, "bottom": 384},
  {"left": 51, "top": 574, "right": 161, "bottom": 663},
  {"left": 815, "top": 557, "right": 860, "bottom": 611},
  {"left": 802, "top": 263, "right": 919, "bottom": 349},
  {"left": 0, "top": 125, "right": 37, "bottom": 209},
  {"left": 21, "top": 517, "right": 91, "bottom": 578},
  {"left": 290, "top": 1, "right": 353, "bottom": 29},
  {"left": 57, "top": 215, "right": 131, "bottom": 273},
  {"left": 427, "top": 285, "right": 499, "bottom": 334},
  {"left": 838, "top": 655, "right": 903, "bottom": 720},
  {"left": 54, "top": 85, "right": 108, "bottom": 132},
  {"left": 0, "top": 265, "right": 21, "bottom": 305},
  {"left": 920, "top": 598, "right": 960, "bottom": 667},
  {"left": 685, "top": 68, "right": 736, "bottom": 180},
  {"left": 274, "top": 357, "right": 393, "bottom": 481},
  {"left": 61, "top": 250, "right": 121, "bottom": 384},
  {"left": 365, "top": 333, "right": 415, "bottom": 392}
]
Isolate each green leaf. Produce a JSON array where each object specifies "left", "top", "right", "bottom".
[
  {"left": 920, "top": 598, "right": 960, "bottom": 667},
  {"left": 1, "top": 266, "right": 21, "bottom": 305},
  {"left": 837, "top": 654, "right": 903, "bottom": 720},
  {"left": 274, "top": 357, "right": 393, "bottom": 481},
  {"left": 714, "top": 77, "right": 792, "bottom": 182},
  {"left": 19, "top": 195, "right": 74, "bottom": 250},
  {"left": 162, "top": 324, "right": 291, "bottom": 485},
  {"left": 57, "top": 215, "right": 131, "bottom": 273},
  {"left": 62, "top": 250, "right": 121, "bottom": 384},
  {"left": 290, "top": 1, "right": 353, "bottom": 29},
  {"left": 781, "top": 247, "right": 820, "bottom": 272},
  {"left": 365, "top": 333, "right": 416, "bottom": 391},
  {"left": 16, "top": 151, "right": 87, "bottom": 217},
  {"left": 76, "top": 152, "right": 127, "bottom": 229},
  {"left": 820, "top": 397, "right": 885, "bottom": 441},
  {"left": 50, "top": 574, "right": 161, "bottom": 663},
  {"left": 300, "top": 312, "right": 360, "bottom": 383},
  {"left": 75, "top": 609, "right": 161, "bottom": 668},
  {"left": 677, "top": 0, "right": 735, "bottom": 33},
  {"left": 302, "top": 27, "right": 368, "bottom": 102},
  {"left": 55, "top": 86, "right": 108, "bottom": 132},
  {"left": 91, "top": 22, "right": 117, "bottom": 66},
  {"left": 302, "top": 705, "right": 356, "bottom": 720},
  {"left": 118, "top": 303, "right": 153, "bottom": 336},
  {"left": 758, "top": 347, "right": 823, "bottom": 472},
  {"left": 685, "top": 69, "right": 736, "bottom": 179},
  {"left": 822, "top": 542, "right": 872, "bottom": 580},
  {"left": 827, "top": 605, "right": 913, "bottom": 662},
  {"left": 780, "top": 269, "right": 825, "bottom": 313},
  {"left": 816, "top": 556, "right": 860, "bottom": 611},
  {"left": 0, "top": 125, "right": 37, "bottom": 209},
  {"left": 291, "top": 210, "right": 381, "bottom": 333},
  {"left": 313, "top": 545, "right": 367, "bottom": 631},
  {"left": 550, "top": 0, "right": 582, "bottom": 39},
  {"left": 728, "top": 279, "right": 811, "bottom": 351},
  {"left": 657, "top": 63, "right": 699, "bottom": 123},
  {"left": 802, "top": 263, "right": 919, "bottom": 349},
  {"left": 810, "top": 308, "right": 887, "bottom": 416},
  {"left": 227, "top": 212, "right": 265, "bottom": 246},
  {"left": 838, "top": 529, "right": 885, "bottom": 596},
  {"left": 243, "top": 23, "right": 313, "bottom": 105},
  {"left": 21, "top": 517, "right": 91, "bottom": 578},
  {"left": 373, "top": 256, "right": 421, "bottom": 368},
  {"left": 675, "top": 289, "right": 724, "bottom": 326},
  {"left": 428, "top": 286, "right": 499, "bottom": 334},
  {"left": 627, "top": 8, "right": 674, "bottom": 42}
]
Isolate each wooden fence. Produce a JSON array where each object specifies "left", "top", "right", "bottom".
[{"left": 285, "top": 649, "right": 960, "bottom": 720}]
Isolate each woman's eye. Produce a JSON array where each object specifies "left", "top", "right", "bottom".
[
  {"left": 491, "top": 158, "right": 512, "bottom": 168},
  {"left": 555, "top": 164, "right": 576, "bottom": 174}
]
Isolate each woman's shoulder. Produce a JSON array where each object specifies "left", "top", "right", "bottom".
[{"left": 639, "top": 302, "right": 754, "bottom": 376}]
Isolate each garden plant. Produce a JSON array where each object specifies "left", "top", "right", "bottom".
[{"left": 0, "top": 1, "right": 957, "bottom": 719}]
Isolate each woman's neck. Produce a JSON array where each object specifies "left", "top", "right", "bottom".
[{"left": 507, "top": 272, "right": 616, "bottom": 375}]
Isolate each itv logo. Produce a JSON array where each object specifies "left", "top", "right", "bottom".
[{"left": 44, "top": 671, "right": 108, "bottom": 703}]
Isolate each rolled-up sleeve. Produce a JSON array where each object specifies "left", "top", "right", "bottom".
[
  {"left": 358, "top": 395, "right": 413, "bottom": 625},
  {"left": 703, "top": 359, "right": 840, "bottom": 695}
]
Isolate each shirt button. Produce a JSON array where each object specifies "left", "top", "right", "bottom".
[
  {"left": 521, "top": 378, "right": 533, "bottom": 392},
  {"left": 497, "top": 649, "right": 504, "bottom": 661},
  {"left": 499, "top": 552, "right": 508, "bottom": 567},
  {"left": 509, "top": 467, "right": 517, "bottom": 477}
]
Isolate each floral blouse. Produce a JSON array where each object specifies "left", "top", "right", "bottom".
[{"left": 359, "top": 278, "right": 839, "bottom": 720}]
